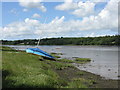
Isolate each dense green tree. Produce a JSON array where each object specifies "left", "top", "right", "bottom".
[{"left": 1, "top": 35, "right": 120, "bottom": 46}]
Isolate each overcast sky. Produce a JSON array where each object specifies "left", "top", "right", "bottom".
[{"left": 0, "top": 0, "right": 119, "bottom": 40}]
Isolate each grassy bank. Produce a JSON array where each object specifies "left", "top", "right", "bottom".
[{"left": 2, "top": 46, "right": 119, "bottom": 88}]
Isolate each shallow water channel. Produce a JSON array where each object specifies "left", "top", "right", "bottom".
[{"left": 7, "top": 45, "right": 119, "bottom": 80}]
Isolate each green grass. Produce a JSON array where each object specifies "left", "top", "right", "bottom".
[
  {"left": 66, "top": 78, "right": 89, "bottom": 88},
  {"left": 56, "top": 58, "right": 91, "bottom": 64},
  {"left": 50, "top": 53, "right": 61, "bottom": 58},
  {"left": 44, "top": 60, "right": 74, "bottom": 70},
  {"left": 56, "top": 58, "right": 75, "bottom": 63},
  {"left": 54, "top": 55, "right": 61, "bottom": 58},
  {"left": 55, "top": 57, "right": 91, "bottom": 64},
  {"left": 2, "top": 46, "right": 91, "bottom": 88},
  {"left": 76, "top": 71, "right": 85, "bottom": 76},
  {"left": 89, "top": 80, "right": 97, "bottom": 85},
  {"left": 75, "top": 58, "right": 91, "bottom": 64},
  {"left": 54, "top": 56, "right": 91, "bottom": 64},
  {"left": 2, "top": 47, "right": 61, "bottom": 88},
  {"left": 50, "top": 52, "right": 92, "bottom": 64},
  {"left": 66, "top": 78, "right": 97, "bottom": 88},
  {"left": 51, "top": 52, "right": 63, "bottom": 55},
  {"left": 53, "top": 62, "right": 74, "bottom": 70}
]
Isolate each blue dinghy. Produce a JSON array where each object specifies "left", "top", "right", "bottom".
[{"left": 26, "top": 48, "right": 55, "bottom": 59}]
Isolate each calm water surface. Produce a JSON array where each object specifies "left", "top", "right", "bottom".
[{"left": 7, "top": 45, "right": 119, "bottom": 80}]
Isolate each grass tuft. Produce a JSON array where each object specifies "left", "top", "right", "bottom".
[
  {"left": 57, "top": 58, "right": 74, "bottom": 63},
  {"left": 74, "top": 58, "right": 91, "bottom": 64},
  {"left": 66, "top": 78, "right": 88, "bottom": 88},
  {"left": 76, "top": 71, "right": 85, "bottom": 76},
  {"left": 50, "top": 53, "right": 61, "bottom": 58}
]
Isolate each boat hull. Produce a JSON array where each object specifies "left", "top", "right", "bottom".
[{"left": 26, "top": 48, "right": 55, "bottom": 59}]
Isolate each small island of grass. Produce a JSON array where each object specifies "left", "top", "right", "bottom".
[{"left": 74, "top": 58, "right": 91, "bottom": 64}]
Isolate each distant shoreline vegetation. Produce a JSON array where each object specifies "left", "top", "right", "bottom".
[{"left": 1, "top": 35, "right": 120, "bottom": 46}]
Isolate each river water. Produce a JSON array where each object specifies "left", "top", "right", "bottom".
[{"left": 7, "top": 45, "right": 119, "bottom": 80}]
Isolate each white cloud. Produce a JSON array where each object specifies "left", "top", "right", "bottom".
[
  {"left": 25, "top": 18, "right": 39, "bottom": 25},
  {"left": 55, "top": 0, "right": 78, "bottom": 11},
  {"left": 23, "top": 8, "right": 28, "bottom": 12},
  {"left": 72, "top": 1, "right": 95, "bottom": 17},
  {"left": 1, "top": 17, "right": 66, "bottom": 39},
  {"left": 85, "top": 32, "right": 111, "bottom": 37},
  {"left": 32, "top": 13, "right": 41, "bottom": 18},
  {"left": 50, "top": 16, "right": 65, "bottom": 24},
  {"left": 55, "top": 0, "right": 95, "bottom": 17},
  {"left": 1, "top": 0, "right": 119, "bottom": 40},
  {"left": 86, "top": 32, "right": 96, "bottom": 37},
  {"left": 1, "top": 18, "right": 41, "bottom": 40},
  {"left": 89, "top": 0, "right": 110, "bottom": 2},
  {"left": 10, "top": 8, "right": 18, "bottom": 15},
  {"left": 19, "top": 0, "right": 47, "bottom": 12}
]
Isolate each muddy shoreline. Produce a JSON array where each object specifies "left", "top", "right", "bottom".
[
  {"left": 50, "top": 53, "right": 119, "bottom": 88},
  {"left": 53, "top": 64, "right": 119, "bottom": 88}
]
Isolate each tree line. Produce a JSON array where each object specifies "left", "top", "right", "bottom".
[{"left": 1, "top": 35, "right": 120, "bottom": 46}]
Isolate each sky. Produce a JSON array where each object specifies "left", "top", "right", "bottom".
[{"left": 0, "top": 0, "right": 119, "bottom": 40}]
